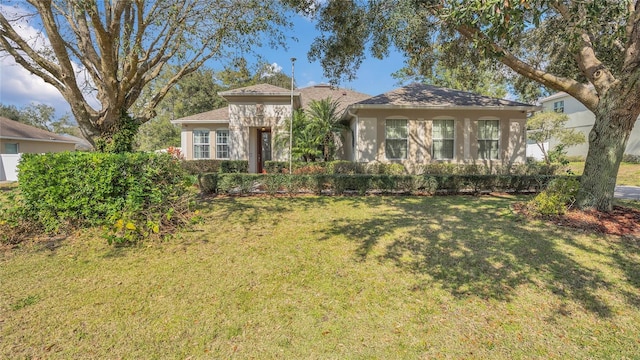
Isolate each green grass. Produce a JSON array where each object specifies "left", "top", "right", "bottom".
[
  {"left": 1, "top": 194, "right": 640, "bottom": 358},
  {"left": 568, "top": 161, "right": 640, "bottom": 186}
]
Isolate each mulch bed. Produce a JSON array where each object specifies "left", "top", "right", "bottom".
[{"left": 514, "top": 203, "right": 640, "bottom": 237}]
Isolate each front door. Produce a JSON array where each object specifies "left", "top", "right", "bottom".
[{"left": 257, "top": 128, "right": 271, "bottom": 173}]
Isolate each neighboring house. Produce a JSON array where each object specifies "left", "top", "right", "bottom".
[
  {"left": 172, "top": 83, "right": 539, "bottom": 173},
  {"left": 536, "top": 92, "right": 640, "bottom": 157},
  {"left": 0, "top": 116, "right": 78, "bottom": 181}
]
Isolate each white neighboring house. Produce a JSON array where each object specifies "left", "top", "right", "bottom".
[
  {"left": 0, "top": 116, "right": 79, "bottom": 181},
  {"left": 535, "top": 92, "right": 640, "bottom": 158}
]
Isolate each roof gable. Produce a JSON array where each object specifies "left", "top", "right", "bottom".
[
  {"left": 355, "top": 83, "right": 535, "bottom": 109},
  {"left": 0, "top": 116, "right": 77, "bottom": 143},
  {"left": 173, "top": 106, "right": 230, "bottom": 122},
  {"left": 298, "top": 84, "right": 371, "bottom": 114}
]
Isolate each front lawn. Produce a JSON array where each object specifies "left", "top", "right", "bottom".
[
  {"left": 1, "top": 195, "right": 639, "bottom": 358},
  {"left": 568, "top": 161, "right": 640, "bottom": 186}
]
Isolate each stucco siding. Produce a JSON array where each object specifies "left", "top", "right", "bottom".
[
  {"left": 0, "top": 139, "right": 75, "bottom": 154},
  {"left": 349, "top": 108, "right": 527, "bottom": 171}
]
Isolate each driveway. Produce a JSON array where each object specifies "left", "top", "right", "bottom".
[{"left": 615, "top": 186, "right": 640, "bottom": 200}]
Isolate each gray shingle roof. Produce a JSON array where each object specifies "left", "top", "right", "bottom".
[
  {"left": 0, "top": 116, "right": 77, "bottom": 143},
  {"left": 174, "top": 106, "right": 230, "bottom": 121},
  {"left": 219, "top": 83, "right": 293, "bottom": 96},
  {"left": 298, "top": 84, "right": 371, "bottom": 114},
  {"left": 354, "top": 83, "right": 535, "bottom": 108}
]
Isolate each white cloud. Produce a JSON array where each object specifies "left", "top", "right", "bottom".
[
  {"left": 0, "top": 4, "right": 97, "bottom": 114},
  {"left": 305, "top": 80, "right": 317, "bottom": 87}
]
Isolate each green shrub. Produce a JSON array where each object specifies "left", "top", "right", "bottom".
[
  {"left": 217, "top": 174, "right": 259, "bottom": 194},
  {"left": 198, "top": 173, "right": 218, "bottom": 193},
  {"left": 528, "top": 176, "right": 580, "bottom": 215},
  {"left": 181, "top": 160, "right": 222, "bottom": 175},
  {"left": 13, "top": 152, "right": 191, "bottom": 244},
  {"left": 220, "top": 160, "right": 249, "bottom": 173},
  {"left": 327, "top": 160, "right": 362, "bottom": 174}
]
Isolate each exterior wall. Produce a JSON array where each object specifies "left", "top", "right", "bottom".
[
  {"left": 229, "top": 100, "right": 292, "bottom": 167},
  {"left": 540, "top": 94, "right": 640, "bottom": 157},
  {"left": 180, "top": 123, "right": 230, "bottom": 160},
  {"left": 350, "top": 108, "right": 527, "bottom": 173},
  {"left": 0, "top": 139, "right": 75, "bottom": 154}
]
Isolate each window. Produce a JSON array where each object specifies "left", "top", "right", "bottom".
[
  {"left": 478, "top": 120, "right": 500, "bottom": 160},
  {"left": 216, "top": 129, "right": 229, "bottom": 159},
  {"left": 432, "top": 119, "right": 454, "bottom": 160},
  {"left": 193, "top": 130, "right": 210, "bottom": 159},
  {"left": 385, "top": 119, "right": 408, "bottom": 159},
  {"left": 553, "top": 100, "right": 564, "bottom": 113},
  {"left": 4, "top": 143, "right": 18, "bottom": 154}
]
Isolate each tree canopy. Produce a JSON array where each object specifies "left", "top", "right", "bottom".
[
  {"left": 286, "top": 0, "right": 640, "bottom": 211},
  {"left": 0, "top": 0, "right": 292, "bottom": 149}
]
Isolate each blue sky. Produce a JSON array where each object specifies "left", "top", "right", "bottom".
[{"left": 0, "top": 9, "right": 406, "bottom": 117}]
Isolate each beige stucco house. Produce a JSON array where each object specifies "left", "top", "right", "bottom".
[
  {"left": 0, "top": 116, "right": 79, "bottom": 181},
  {"left": 172, "top": 83, "right": 539, "bottom": 173}
]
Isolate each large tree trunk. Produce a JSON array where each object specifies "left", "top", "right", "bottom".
[
  {"left": 93, "top": 110, "right": 140, "bottom": 153},
  {"left": 576, "top": 96, "right": 638, "bottom": 211}
]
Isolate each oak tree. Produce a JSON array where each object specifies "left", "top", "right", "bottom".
[{"left": 0, "top": 0, "right": 291, "bottom": 152}]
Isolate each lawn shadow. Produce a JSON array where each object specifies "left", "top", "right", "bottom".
[{"left": 315, "top": 196, "right": 634, "bottom": 318}]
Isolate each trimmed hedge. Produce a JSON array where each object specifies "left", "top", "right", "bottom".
[
  {"left": 263, "top": 160, "right": 407, "bottom": 175},
  {"left": 12, "top": 152, "right": 191, "bottom": 242},
  {"left": 181, "top": 159, "right": 249, "bottom": 175},
  {"left": 199, "top": 173, "right": 573, "bottom": 196}
]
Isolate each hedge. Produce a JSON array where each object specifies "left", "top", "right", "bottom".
[
  {"left": 12, "top": 152, "right": 191, "bottom": 242},
  {"left": 181, "top": 159, "right": 249, "bottom": 175},
  {"left": 199, "top": 173, "right": 573, "bottom": 195}
]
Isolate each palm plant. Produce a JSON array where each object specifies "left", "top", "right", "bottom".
[{"left": 306, "top": 98, "right": 345, "bottom": 162}]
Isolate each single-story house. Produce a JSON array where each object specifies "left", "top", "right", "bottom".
[
  {"left": 535, "top": 92, "right": 640, "bottom": 158},
  {"left": 172, "top": 83, "right": 539, "bottom": 173},
  {"left": 0, "top": 116, "right": 78, "bottom": 181}
]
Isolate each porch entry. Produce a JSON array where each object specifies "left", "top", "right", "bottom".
[{"left": 257, "top": 128, "right": 271, "bottom": 173}]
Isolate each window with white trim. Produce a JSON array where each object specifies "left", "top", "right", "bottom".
[
  {"left": 193, "top": 130, "right": 210, "bottom": 159},
  {"left": 553, "top": 100, "right": 564, "bottom": 113},
  {"left": 4, "top": 143, "right": 19, "bottom": 154},
  {"left": 432, "top": 119, "right": 455, "bottom": 160},
  {"left": 216, "top": 129, "right": 229, "bottom": 159},
  {"left": 385, "top": 119, "right": 408, "bottom": 160},
  {"left": 477, "top": 120, "right": 500, "bottom": 160}
]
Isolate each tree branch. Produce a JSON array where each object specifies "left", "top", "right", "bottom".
[{"left": 455, "top": 24, "right": 598, "bottom": 110}]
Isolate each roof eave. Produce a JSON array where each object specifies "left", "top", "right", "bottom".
[
  {"left": 170, "top": 119, "right": 230, "bottom": 124},
  {"left": 0, "top": 136, "right": 78, "bottom": 144},
  {"left": 218, "top": 91, "right": 301, "bottom": 97},
  {"left": 347, "top": 104, "right": 541, "bottom": 112}
]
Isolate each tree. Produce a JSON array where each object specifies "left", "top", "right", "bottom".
[
  {"left": 306, "top": 98, "right": 344, "bottom": 161},
  {"left": 392, "top": 46, "right": 508, "bottom": 99},
  {"left": 0, "top": 1, "right": 291, "bottom": 152},
  {"left": 287, "top": 0, "right": 640, "bottom": 211},
  {"left": 527, "top": 112, "right": 586, "bottom": 165},
  {"left": 0, "top": 104, "right": 21, "bottom": 121},
  {"left": 135, "top": 117, "right": 180, "bottom": 152}
]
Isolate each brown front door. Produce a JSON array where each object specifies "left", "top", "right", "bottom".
[{"left": 257, "top": 128, "right": 271, "bottom": 173}]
